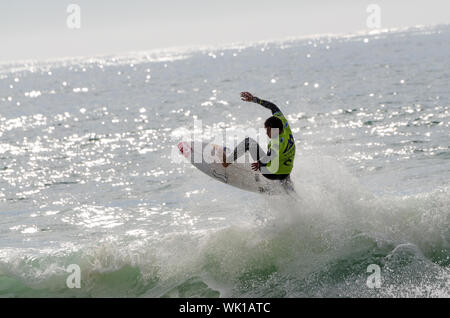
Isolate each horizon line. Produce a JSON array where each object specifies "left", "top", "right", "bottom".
[{"left": 1, "top": 23, "right": 447, "bottom": 68}]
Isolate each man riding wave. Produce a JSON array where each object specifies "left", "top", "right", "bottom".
[{"left": 222, "top": 92, "right": 296, "bottom": 188}]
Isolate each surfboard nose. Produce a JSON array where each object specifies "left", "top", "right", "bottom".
[
  {"left": 177, "top": 142, "right": 184, "bottom": 154},
  {"left": 177, "top": 141, "right": 191, "bottom": 158}
]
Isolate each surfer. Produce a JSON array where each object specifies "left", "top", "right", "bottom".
[{"left": 222, "top": 92, "right": 296, "bottom": 190}]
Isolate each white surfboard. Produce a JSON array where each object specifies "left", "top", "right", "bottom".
[{"left": 178, "top": 141, "right": 292, "bottom": 195}]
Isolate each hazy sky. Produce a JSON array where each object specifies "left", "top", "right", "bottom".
[{"left": 1, "top": 0, "right": 449, "bottom": 62}]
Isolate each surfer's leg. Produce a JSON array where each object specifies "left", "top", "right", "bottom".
[{"left": 223, "top": 137, "right": 265, "bottom": 167}]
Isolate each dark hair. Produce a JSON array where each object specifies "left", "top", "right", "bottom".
[{"left": 264, "top": 116, "right": 283, "bottom": 132}]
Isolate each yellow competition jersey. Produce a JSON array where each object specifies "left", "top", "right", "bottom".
[{"left": 266, "top": 112, "right": 295, "bottom": 175}]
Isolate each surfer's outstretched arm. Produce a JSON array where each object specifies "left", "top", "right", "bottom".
[
  {"left": 252, "top": 97, "right": 282, "bottom": 115},
  {"left": 241, "top": 92, "right": 282, "bottom": 115}
]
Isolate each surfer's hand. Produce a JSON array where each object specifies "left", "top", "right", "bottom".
[
  {"left": 251, "top": 162, "right": 260, "bottom": 171},
  {"left": 240, "top": 92, "right": 254, "bottom": 102}
]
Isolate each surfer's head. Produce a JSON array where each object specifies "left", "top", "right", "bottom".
[{"left": 264, "top": 116, "right": 283, "bottom": 138}]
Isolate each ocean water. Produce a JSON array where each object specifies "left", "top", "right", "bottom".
[{"left": 0, "top": 25, "right": 449, "bottom": 297}]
